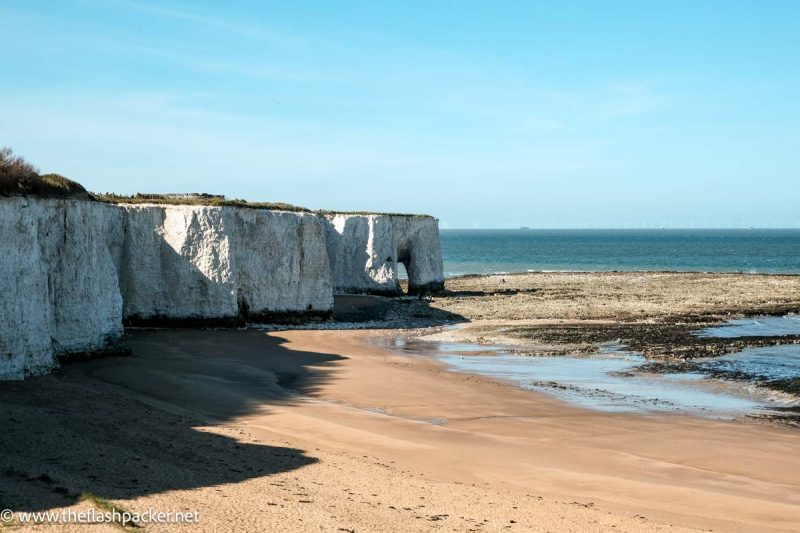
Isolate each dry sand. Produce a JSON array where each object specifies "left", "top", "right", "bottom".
[{"left": 2, "top": 320, "right": 800, "bottom": 532}]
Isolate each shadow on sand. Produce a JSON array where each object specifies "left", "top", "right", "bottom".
[{"left": 0, "top": 296, "right": 464, "bottom": 514}]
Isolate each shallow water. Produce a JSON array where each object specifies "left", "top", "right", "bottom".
[
  {"left": 383, "top": 326, "right": 800, "bottom": 419},
  {"left": 694, "top": 314, "right": 800, "bottom": 338},
  {"left": 445, "top": 355, "right": 768, "bottom": 415},
  {"left": 707, "top": 345, "right": 800, "bottom": 382},
  {"left": 671, "top": 316, "right": 800, "bottom": 387}
]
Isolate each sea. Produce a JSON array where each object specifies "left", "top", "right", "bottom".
[{"left": 440, "top": 229, "right": 800, "bottom": 277}]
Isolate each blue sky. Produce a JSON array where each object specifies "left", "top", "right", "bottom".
[{"left": 1, "top": 1, "right": 798, "bottom": 228}]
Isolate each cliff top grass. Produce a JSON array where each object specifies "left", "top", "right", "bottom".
[
  {"left": 0, "top": 147, "right": 88, "bottom": 199},
  {"left": 97, "top": 197, "right": 434, "bottom": 217},
  {"left": 317, "top": 209, "right": 435, "bottom": 218},
  {"left": 92, "top": 193, "right": 310, "bottom": 212}
]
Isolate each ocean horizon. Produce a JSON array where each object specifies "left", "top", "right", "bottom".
[{"left": 440, "top": 228, "right": 800, "bottom": 277}]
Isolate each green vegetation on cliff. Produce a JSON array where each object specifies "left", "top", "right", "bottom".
[
  {"left": 0, "top": 147, "right": 88, "bottom": 199},
  {"left": 316, "top": 209, "right": 435, "bottom": 218},
  {"left": 93, "top": 193, "right": 309, "bottom": 212}
]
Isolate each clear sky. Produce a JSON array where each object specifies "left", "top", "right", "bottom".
[{"left": 1, "top": 1, "right": 798, "bottom": 228}]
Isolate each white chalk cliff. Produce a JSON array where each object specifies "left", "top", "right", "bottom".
[
  {"left": 118, "top": 205, "right": 332, "bottom": 323},
  {"left": 321, "top": 214, "right": 445, "bottom": 295},
  {"left": 0, "top": 198, "right": 123, "bottom": 379},
  {"left": 0, "top": 199, "right": 443, "bottom": 380}
]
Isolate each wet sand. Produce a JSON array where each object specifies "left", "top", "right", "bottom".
[{"left": 2, "top": 326, "right": 800, "bottom": 532}]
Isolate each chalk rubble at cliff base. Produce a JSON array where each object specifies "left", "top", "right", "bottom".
[{"left": 0, "top": 198, "right": 444, "bottom": 380}]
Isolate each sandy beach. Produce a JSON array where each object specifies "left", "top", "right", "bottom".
[
  {"left": 3, "top": 272, "right": 800, "bottom": 532},
  {"left": 6, "top": 1, "right": 800, "bottom": 529}
]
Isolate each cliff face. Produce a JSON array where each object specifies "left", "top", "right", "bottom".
[
  {"left": 0, "top": 198, "right": 123, "bottom": 379},
  {"left": 119, "top": 205, "right": 237, "bottom": 322},
  {"left": 0, "top": 200, "right": 442, "bottom": 380},
  {"left": 119, "top": 205, "right": 333, "bottom": 324},
  {"left": 321, "top": 214, "right": 444, "bottom": 295},
  {"left": 229, "top": 209, "right": 332, "bottom": 319}
]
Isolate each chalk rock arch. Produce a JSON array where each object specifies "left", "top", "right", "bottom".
[{"left": 320, "top": 213, "right": 444, "bottom": 295}]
